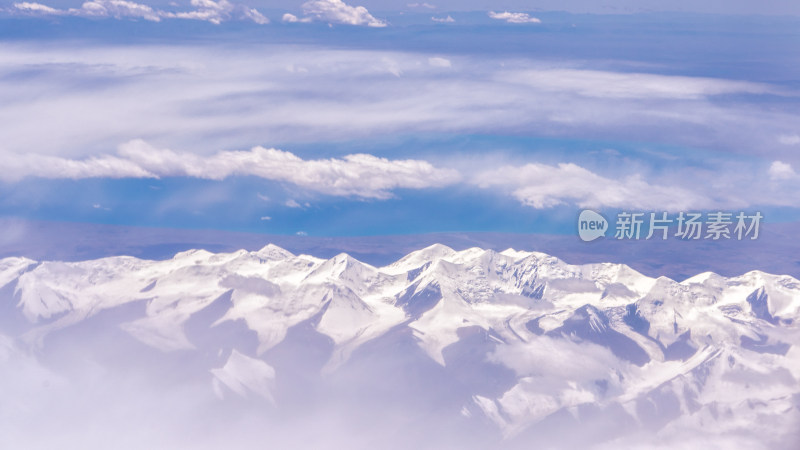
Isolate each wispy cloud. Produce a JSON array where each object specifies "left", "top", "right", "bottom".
[
  {"left": 12, "top": 0, "right": 268, "bottom": 24},
  {"left": 427, "top": 57, "right": 451, "bottom": 68},
  {"left": 474, "top": 157, "right": 800, "bottom": 211},
  {"left": 2, "top": 43, "right": 791, "bottom": 163},
  {"left": 431, "top": 15, "right": 454, "bottom": 23},
  {"left": 13, "top": 2, "right": 63, "bottom": 15},
  {"left": 497, "top": 68, "right": 772, "bottom": 100},
  {"left": 240, "top": 6, "right": 269, "bottom": 25},
  {"left": 488, "top": 11, "right": 541, "bottom": 24},
  {"left": 282, "top": 13, "right": 311, "bottom": 24},
  {"left": 0, "top": 152, "right": 153, "bottom": 180},
  {"left": 0, "top": 140, "right": 460, "bottom": 199},
  {"left": 778, "top": 134, "right": 800, "bottom": 145},
  {"left": 475, "top": 162, "right": 711, "bottom": 210}
]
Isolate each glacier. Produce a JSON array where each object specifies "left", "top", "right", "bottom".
[{"left": 0, "top": 244, "right": 798, "bottom": 449}]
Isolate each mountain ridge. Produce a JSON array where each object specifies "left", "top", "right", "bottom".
[{"left": 1, "top": 243, "right": 798, "bottom": 449}]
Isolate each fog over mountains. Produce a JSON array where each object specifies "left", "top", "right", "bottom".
[{"left": 1, "top": 244, "right": 799, "bottom": 449}]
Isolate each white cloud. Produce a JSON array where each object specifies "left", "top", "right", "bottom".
[
  {"left": 0, "top": 140, "right": 460, "bottom": 199},
  {"left": 13, "top": 2, "right": 63, "bottom": 14},
  {"left": 163, "top": 0, "right": 270, "bottom": 25},
  {"left": 300, "top": 0, "right": 386, "bottom": 27},
  {"left": 488, "top": 11, "right": 541, "bottom": 24},
  {"left": 285, "top": 199, "right": 302, "bottom": 208},
  {"left": 12, "top": 0, "right": 268, "bottom": 24},
  {"left": 476, "top": 162, "right": 711, "bottom": 210},
  {"left": 282, "top": 13, "right": 311, "bottom": 23},
  {"left": 78, "top": 0, "right": 161, "bottom": 21},
  {"left": 428, "top": 57, "right": 451, "bottom": 68},
  {"left": 768, "top": 161, "right": 797, "bottom": 180},
  {"left": 408, "top": 3, "right": 435, "bottom": 9},
  {"left": 431, "top": 15, "right": 454, "bottom": 23},
  {"left": 164, "top": 9, "right": 223, "bottom": 24},
  {"left": 778, "top": 134, "right": 800, "bottom": 145},
  {"left": 190, "top": 0, "right": 223, "bottom": 8},
  {"left": 18, "top": 0, "right": 164, "bottom": 21},
  {"left": 260, "top": 216, "right": 271, "bottom": 221}
]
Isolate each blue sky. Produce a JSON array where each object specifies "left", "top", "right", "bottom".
[{"left": 1, "top": 1, "right": 799, "bottom": 237}]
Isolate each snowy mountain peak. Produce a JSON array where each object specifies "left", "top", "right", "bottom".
[
  {"left": 499, "top": 247, "right": 534, "bottom": 260},
  {"left": 255, "top": 243, "right": 295, "bottom": 260},
  {"left": 384, "top": 243, "right": 458, "bottom": 274}
]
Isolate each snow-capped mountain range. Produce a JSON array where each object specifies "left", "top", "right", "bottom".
[{"left": 1, "top": 244, "right": 798, "bottom": 449}]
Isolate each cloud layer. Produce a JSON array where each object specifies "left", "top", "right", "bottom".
[
  {"left": 11, "top": 0, "right": 385, "bottom": 27},
  {"left": 0, "top": 31, "right": 798, "bottom": 213},
  {"left": 0, "top": 140, "right": 460, "bottom": 199},
  {"left": 5, "top": 138, "right": 800, "bottom": 211},
  {"left": 12, "top": 0, "right": 269, "bottom": 24},
  {"left": 1, "top": 43, "right": 793, "bottom": 164}
]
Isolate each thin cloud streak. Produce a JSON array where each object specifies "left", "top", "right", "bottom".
[
  {"left": 488, "top": 11, "right": 541, "bottom": 24},
  {"left": 12, "top": 0, "right": 269, "bottom": 24},
  {"left": 476, "top": 162, "right": 713, "bottom": 211},
  {"left": 0, "top": 139, "right": 461, "bottom": 199}
]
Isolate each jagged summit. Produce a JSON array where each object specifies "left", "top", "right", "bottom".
[{"left": 255, "top": 243, "right": 295, "bottom": 260}]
